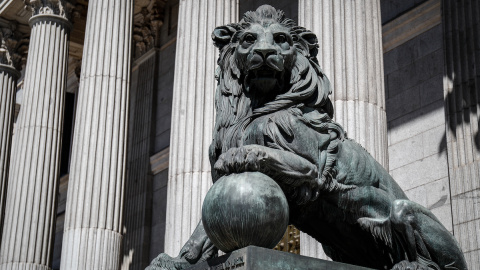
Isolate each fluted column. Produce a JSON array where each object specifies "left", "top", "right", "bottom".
[
  {"left": 164, "top": 0, "right": 238, "bottom": 256},
  {"left": 0, "top": 1, "right": 72, "bottom": 269},
  {"left": 298, "top": 0, "right": 387, "bottom": 259},
  {"left": 443, "top": 0, "right": 480, "bottom": 268},
  {"left": 60, "top": 0, "right": 133, "bottom": 269},
  {"left": 0, "top": 24, "right": 24, "bottom": 247}
]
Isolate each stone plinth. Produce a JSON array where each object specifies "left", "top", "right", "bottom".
[{"left": 187, "top": 246, "right": 372, "bottom": 270}]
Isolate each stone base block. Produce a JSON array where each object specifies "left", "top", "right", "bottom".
[{"left": 188, "top": 246, "right": 372, "bottom": 270}]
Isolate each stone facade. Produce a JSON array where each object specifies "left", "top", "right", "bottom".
[
  {"left": 0, "top": 0, "right": 478, "bottom": 269},
  {"left": 383, "top": 0, "right": 480, "bottom": 267},
  {"left": 443, "top": 0, "right": 480, "bottom": 266},
  {"left": 383, "top": 0, "right": 450, "bottom": 229}
]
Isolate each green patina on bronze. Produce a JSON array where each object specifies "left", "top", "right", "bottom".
[
  {"left": 148, "top": 5, "right": 468, "bottom": 270},
  {"left": 202, "top": 172, "right": 289, "bottom": 253}
]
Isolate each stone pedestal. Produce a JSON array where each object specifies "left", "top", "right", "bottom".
[
  {"left": 164, "top": 0, "right": 238, "bottom": 256},
  {"left": 298, "top": 0, "right": 387, "bottom": 259},
  {"left": 60, "top": 0, "right": 134, "bottom": 269},
  {"left": 188, "top": 246, "right": 372, "bottom": 270},
  {"left": 0, "top": 2, "right": 72, "bottom": 269}
]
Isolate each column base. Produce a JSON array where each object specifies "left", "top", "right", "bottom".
[
  {"left": 0, "top": 262, "right": 51, "bottom": 270},
  {"left": 61, "top": 228, "right": 122, "bottom": 269},
  {"left": 188, "top": 246, "right": 372, "bottom": 270}
]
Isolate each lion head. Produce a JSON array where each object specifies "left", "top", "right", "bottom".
[{"left": 209, "top": 5, "right": 339, "bottom": 176}]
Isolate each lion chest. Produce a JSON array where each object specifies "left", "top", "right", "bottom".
[
  {"left": 241, "top": 116, "right": 268, "bottom": 146},
  {"left": 241, "top": 112, "right": 323, "bottom": 164}
]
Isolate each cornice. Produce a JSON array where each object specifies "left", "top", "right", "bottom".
[{"left": 0, "top": 22, "right": 28, "bottom": 72}]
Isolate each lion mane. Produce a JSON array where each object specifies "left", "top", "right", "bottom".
[{"left": 209, "top": 6, "right": 351, "bottom": 195}]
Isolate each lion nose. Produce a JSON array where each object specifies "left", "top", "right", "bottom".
[{"left": 254, "top": 47, "right": 276, "bottom": 59}]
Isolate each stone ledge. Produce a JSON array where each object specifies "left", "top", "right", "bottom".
[
  {"left": 382, "top": 0, "right": 441, "bottom": 53},
  {"left": 188, "top": 246, "right": 372, "bottom": 270}
]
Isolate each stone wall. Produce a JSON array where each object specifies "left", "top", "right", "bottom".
[
  {"left": 383, "top": 1, "right": 480, "bottom": 268},
  {"left": 149, "top": 0, "right": 178, "bottom": 263},
  {"left": 119, "top": 0, "right": 178, "bottom": 268},
  {"left": 122, "top": 51, "right": 157, "bottom": 270},
  {"left": 382, "top": 1, "right": 453, "bottom": 231},
  {"left": 52, "top": 69, "right": 79, "bottom": 270},
  {"left": 443, "top": 0, "right": 480, "bottom": 266},
  {"left": 384, "top": 13, "right": 452, "bottom": 231},
  {"left": 384, "top": 28, "right": 453, "bottom": 233},
  {"left": 381, "top": 0, "right": 427, "bottom": 24},
  {"left": 153, "top": 0, "right": 178, "bottom": 154},
  {"left": 52, "top": 175, "right": 69, "bottom": 270}
]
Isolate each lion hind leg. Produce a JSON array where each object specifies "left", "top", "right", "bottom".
[{"left": 390, "top": 199, "right": 468, "bottom": 270}]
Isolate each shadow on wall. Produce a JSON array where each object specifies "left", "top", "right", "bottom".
[
  {"left": 440, "top": 74, "right": 480, "bottom": 154},
  {"left": 441, "top": 0, "right": 480, "bottom": 153}
]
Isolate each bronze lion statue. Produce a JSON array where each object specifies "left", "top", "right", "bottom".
[{"left": 148, "top": 5, "right": 467, "bottom": 270}]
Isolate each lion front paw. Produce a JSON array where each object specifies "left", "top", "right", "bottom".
[
  {"left": 146, "top": 253, "right": 192, "bottom": 270},
  {"left": 147, "top": 228, "right": 218, "bottom": 270},
  {"left": 214, "top": 145, "right": 268, "bottom": 175},
  {"left": 391, "top": 260, "right": 429, "bottom": 270}
]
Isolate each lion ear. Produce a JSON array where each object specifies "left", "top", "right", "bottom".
[
  {"left": 212, "top": 25, "right": 236, "bottom": 50},
  {"left": 300, "top": 32, "right": 318, "bottom": 46},
  {"left": 300, "top": 31, "right": 319, "bottom": 57}
]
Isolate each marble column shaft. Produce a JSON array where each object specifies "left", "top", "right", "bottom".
[
  {"left": 0, "top": 23, "right": 27, "bottom": 247},
  {"left": 0, "top": 63, "right": 20, "bottom": 246},
  {"left": 443, "top": 0, "right": 480, "bottom": 267},
  {"left": 60, "top": 0, "right": 133, "bottom": 269},
  {"left": 0, "top": 12, "right": 71, "bottom": 270},
  {"left": 298, "top": 0, "right": 387, "bottom": 259},
  {"left": 164, "top": 0, "right": 238, "bottom": 256}
]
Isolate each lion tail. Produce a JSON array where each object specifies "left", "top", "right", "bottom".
[{"left": 357, "top": 217, "right": 393, "bottom": 248}]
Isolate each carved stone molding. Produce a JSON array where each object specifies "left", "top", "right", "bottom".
[
  {"left": 133, "top": 0, "right": 165, "bottom": 59},
  {"left": 67, "top": 57, "right": 81, "bottom": 92},
  {"left": 273, "top": 225, "right": 300, "bottom": 254},
  {"left": 150, "top": 147, "right": 169, "bottom": 175},
  {"left": 0, "top": 22, "right": 29, "bottom": 73},
  {"left": 383, "top": 0, "right": 441, "bottom": 52},
  {"left": 24, "top": 0, "right": 75, "bottom": 21}
]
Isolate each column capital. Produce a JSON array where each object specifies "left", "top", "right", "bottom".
[
  {"left": 133, "top": 1, "right": 164, "bottom": 59},
  {"left": 24, "top": 0, "right": 75, "bottom": 23},
  {"left": 0, "top": 23, "right": 28, "bottom": 77}
]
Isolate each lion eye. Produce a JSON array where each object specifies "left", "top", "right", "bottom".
[
  {"left": 244, "top": 34, "right": 256, "bottom": 43},
  {"left": 275, "top": 34, "right": 287, "bottom": 43}
]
